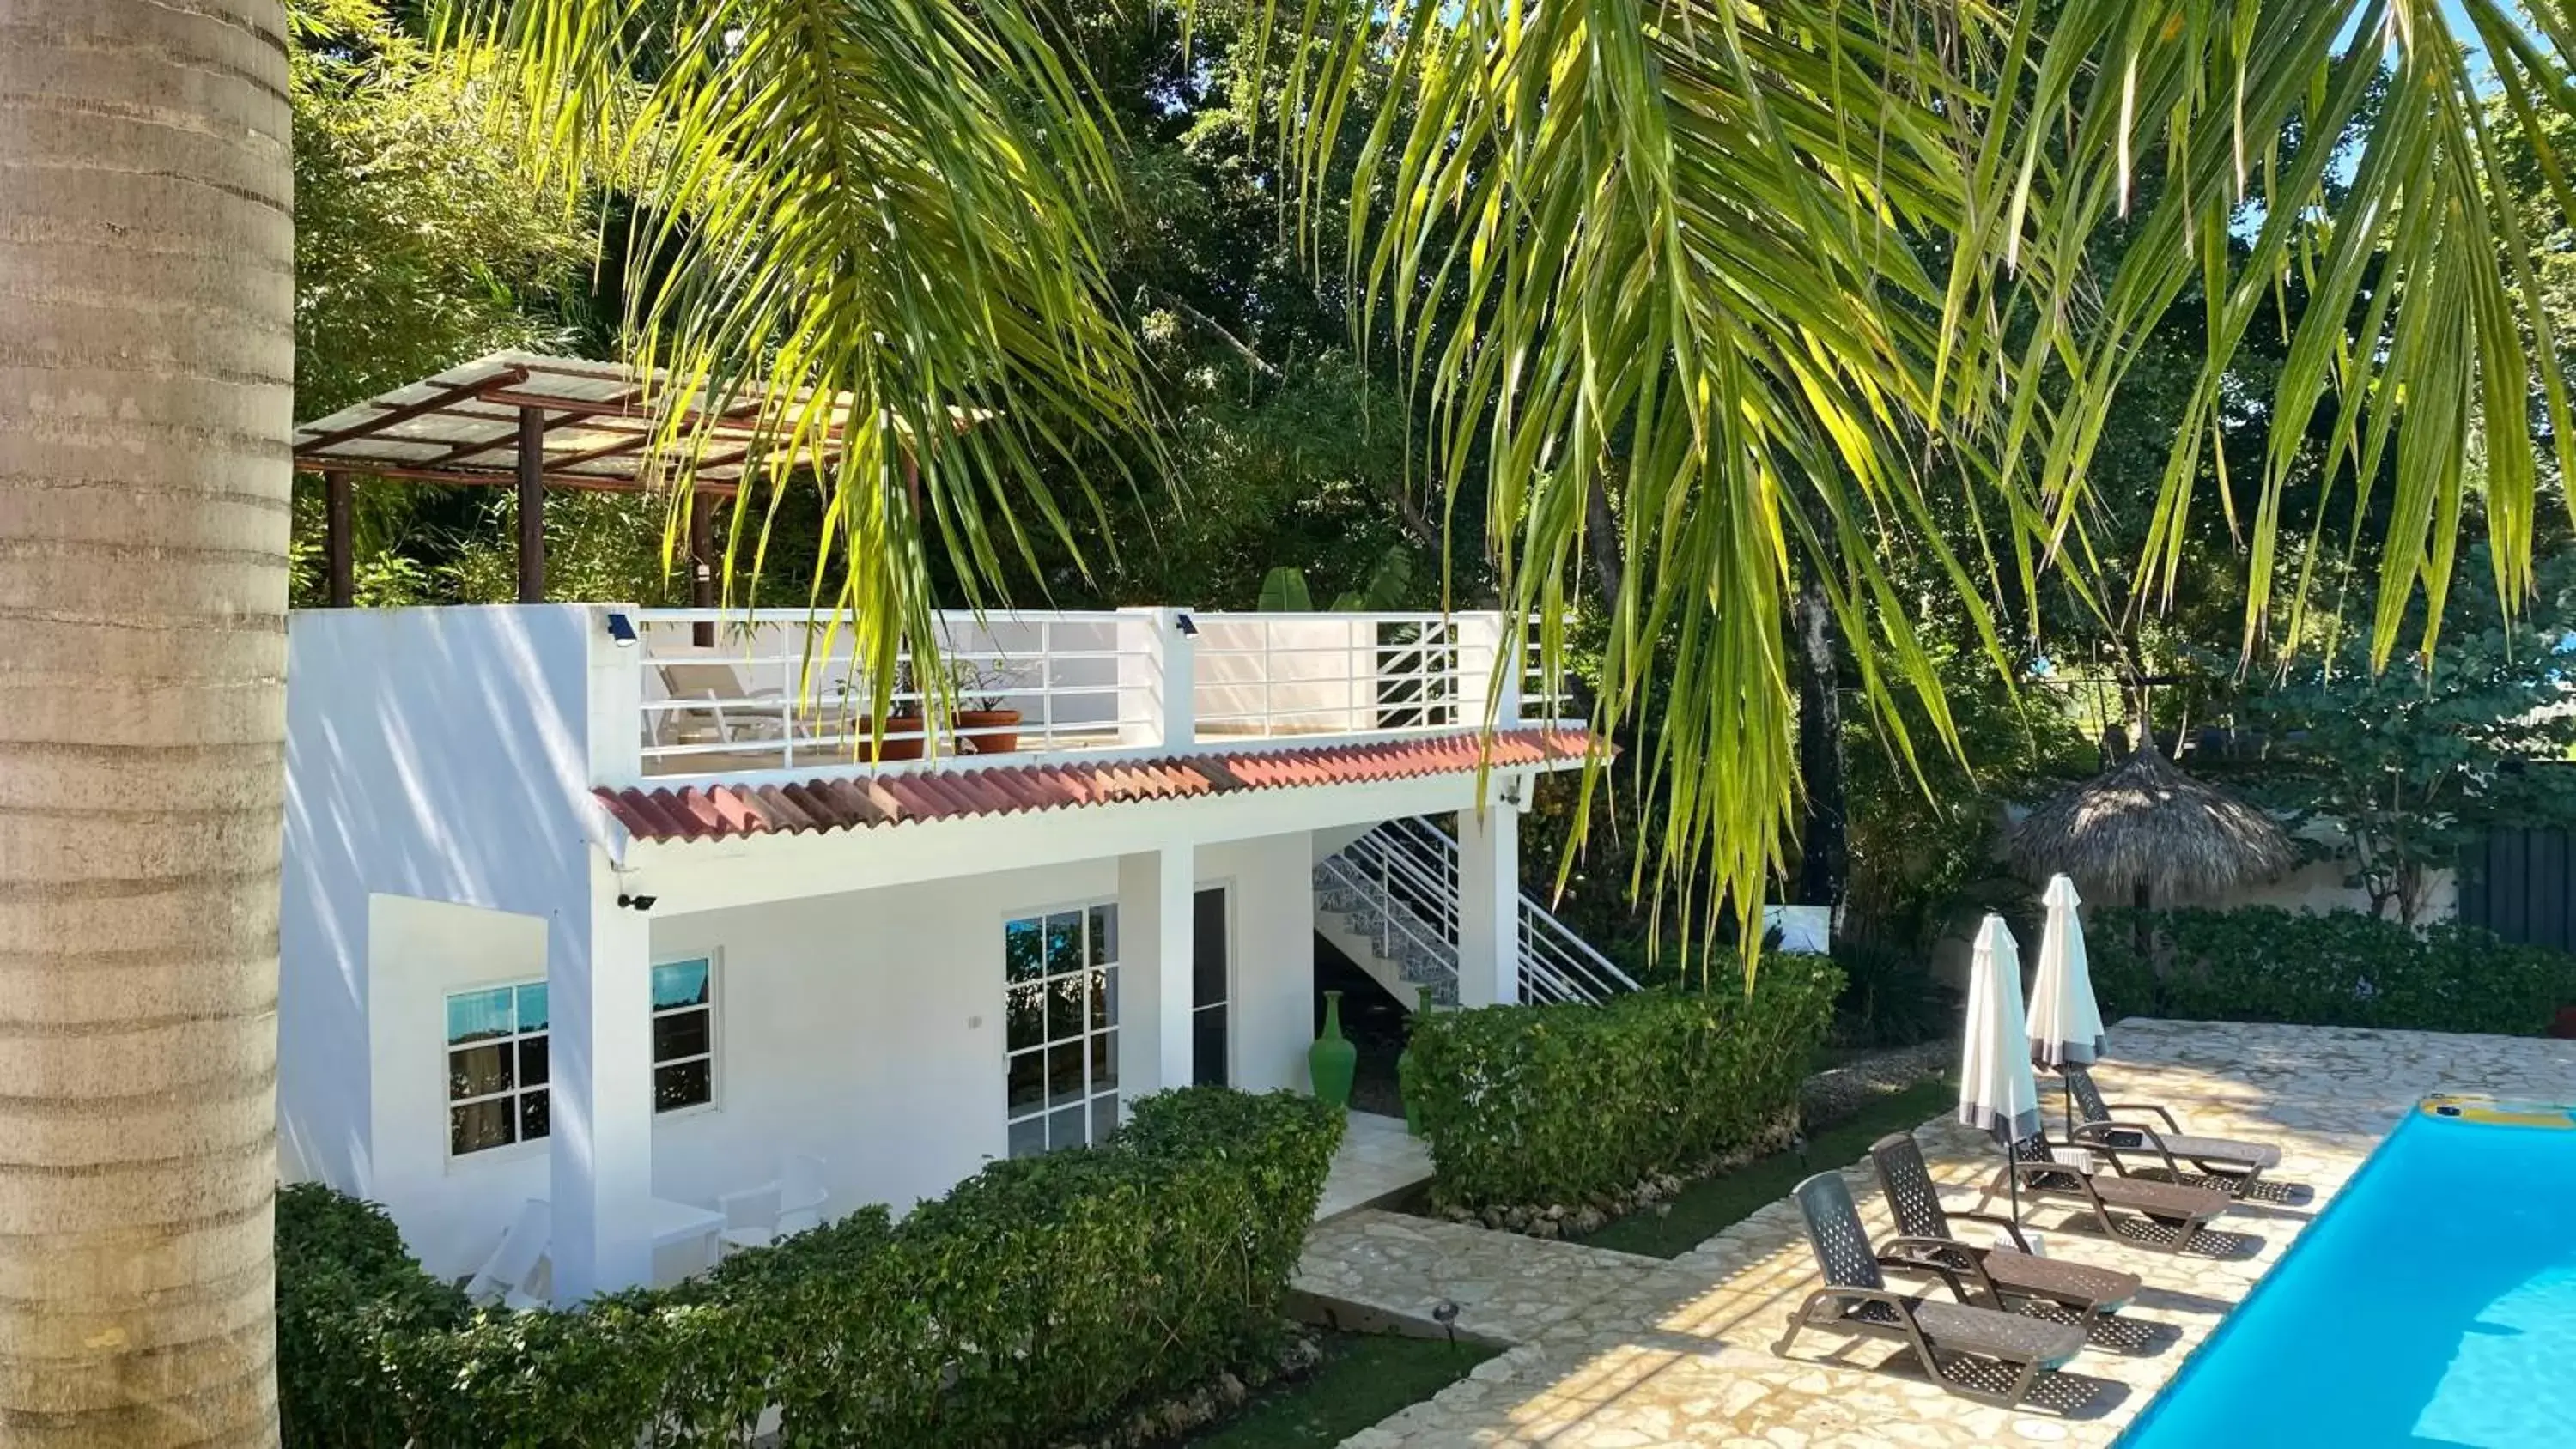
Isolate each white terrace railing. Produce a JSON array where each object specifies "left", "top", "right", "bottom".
[{"left": 630, "top": 608, "right": 1567, "bottom": 779}]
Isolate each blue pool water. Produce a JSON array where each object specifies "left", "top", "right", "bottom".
[{"left": 2122, "top": 1103, "right": 2576, "bottom": 1448}]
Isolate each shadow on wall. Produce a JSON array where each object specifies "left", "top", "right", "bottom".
[{"left": 277, "top": 605, "right": 611, "bottom": 1200}]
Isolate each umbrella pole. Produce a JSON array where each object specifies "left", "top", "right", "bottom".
[{"left": 2006, "top": 1140, "right": 2022, "bottom": 1228}]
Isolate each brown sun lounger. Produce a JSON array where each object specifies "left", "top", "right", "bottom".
[
  {"left": 1775, "top": 1172, "right": 2087, "bottom": 1406},
  {"left": 2059, "top": 1064, "right": 2282, "bottom": 1197},
  {"left": 1868, "top": 1133, "right": 2141, "bottom": 1329},
  {"left": 2002, "top": 1134, "right": 2234, "bottom": 1253}
]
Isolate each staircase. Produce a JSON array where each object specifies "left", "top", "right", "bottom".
[{"left": 1312, "top": 816, "right": 1640, "bottom": 1010}]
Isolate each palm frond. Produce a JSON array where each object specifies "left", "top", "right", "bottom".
[
  {"left": 1273, "top": 0, "right": 2576, "bottom": 971},
  {"left": 447, "top": 0, "right": 1155, "bottom": 723}
]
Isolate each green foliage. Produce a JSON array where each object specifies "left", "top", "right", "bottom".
[
  {"left": 1825, "top": 939, "right": 1959, "bottom": 1049},
  {"left": 1256, "top": 549, "right": 1416, "bottom": 613},
  {"left": 275, "top": 1088, "right": 1342, "bottom": 1449},
  {"left": 2087, "top": 906, "right": 2576, "bottom": 1038},
  {"left": 1403, "top": 959, "right": 1842, "bottom": 1209},
  {"left": 2237, "top": 547, "right": 2576, "bottom": 925},
  {"left": 275, "top": 1184, "right": 470, "bottom": 1449}
]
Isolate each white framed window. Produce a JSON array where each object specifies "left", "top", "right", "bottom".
[
  {"left": 652, "top": 957, "right": 716, "bottom": 1114},
  {"left": 447, "top": 981, "right": 549, "bottom": 1157},
  {"left": 1004, "top": 903, "right": 1119, "bottom": 1157}
]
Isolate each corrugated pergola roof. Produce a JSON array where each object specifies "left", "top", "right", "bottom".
[{"left": 290, "top": 349, "right": 848, "bottom": 494}]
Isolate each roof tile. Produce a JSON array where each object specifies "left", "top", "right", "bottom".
[{"left": 598, "top": 728, "right": 1597, "bottom": 844}]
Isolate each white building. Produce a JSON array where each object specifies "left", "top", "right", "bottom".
[{"left": 276, "top": 600, "right": 1630, "bottom": 1302}]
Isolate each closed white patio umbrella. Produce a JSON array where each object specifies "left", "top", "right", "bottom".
[
  {"left": 1959, "top": 913, "right": 2042, "bottom": 1223},
  {"left": 2027, "top": 874, "right": 2109, "bottom": 1136},
  {"left": 2030, "top": 875, "right": 2112, "bottom": 1065}
]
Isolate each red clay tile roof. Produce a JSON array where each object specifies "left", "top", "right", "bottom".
[{"left": 598, "top": 728, "right": 1598, "bottom": 843}]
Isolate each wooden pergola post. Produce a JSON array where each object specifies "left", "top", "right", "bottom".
[
  {"left": 323, "top": 470, "right": 354, "bottom": 608},
  {"left": 515, "top": 404, "right": 545, "bottom": 603},
  {"left": 688, "top": 492, "right": 717, "bottom": 646}
]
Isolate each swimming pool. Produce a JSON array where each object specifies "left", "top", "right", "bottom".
[{"left": 2120, "top": 1097, "right": 2576, "bottom": 1448}]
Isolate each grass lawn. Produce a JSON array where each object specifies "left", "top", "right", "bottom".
[
  {"left": 1186, "top": 1331, "right": 1498, "bottom": 1448},
  {"left": 1577, "top": 1081, "right": 1956, "bottom": 1258}
]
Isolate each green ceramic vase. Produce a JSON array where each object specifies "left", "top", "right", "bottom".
[{"left": 1309, "top": 991, "right": 1358, "bottom": 1109}]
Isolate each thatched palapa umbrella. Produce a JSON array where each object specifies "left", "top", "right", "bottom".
[{"left": 2008, "top": 730, "right": 2297, "bottom": 909}]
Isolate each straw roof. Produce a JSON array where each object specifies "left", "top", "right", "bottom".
[{"left": 2008, "top": 740, "right": 2297, "bottom": 902}]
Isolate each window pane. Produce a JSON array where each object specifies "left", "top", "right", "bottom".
[
  {"left": 448, "top": 1043, "right": 512, "bottom": 1102},
  {"left": 1091, "top": 1030, "right": 1118, "bottom": 1094},
  {"left": 514, "top": 983, "right": 549, "bottom": 1033},
  {"left": 1193, "top": 1005, "right": 1227, "bottom": 1088},
  {"left": 1005, "top": 918, "right": 1044, "bottom": 983},
  {"left": 651, "top": 959, "right": 710, "bottom": 1011},
  {"left": 1046, "top": 978, "right": 1082, "bottom": 1042},
  {"left": 447, "top": 988, "right": 515, "bottom": 1045},
  {"left": 1043, "top": 912, "right": 1083, "bottom": 975},
  {"left": 1006, "top": 1049, "right": 1045, "bottom": 1116},
  {"left": 1099, "top": 966, "right": 1118, "bottom": 1028},
  {"left": 654, "top": 1059, "right": 713, "bottom": 1113},
  {"left": 1087, "top": 904, "right": 1117, "bottom": 966},
  {"left": 451, "top": 1099, "right": 514, "bottom": 1155},
  {"left": 1193, "top": 889, "right": 1228, "bottom": 1006},
  {"left": 1048, "top": 1042, "right": 1084, "bottom": 1108},
  {"left": 1005, "top": 985, "right": 1044, "bottom": 1053},
  {"left": 520, "top": 1088, "right": 551, "bottom": 1142},
  {"left": 518, "top": 1037, "right": 550, "bottom": 1088},
  {"left": 1048, "top": 1103, "right": 1086, "bottom": 1151},
  {"left": 653, "top": 1009, "right": 711, "bottom": 1064},
  {"left": 1007, "top": 1115, "right": 1046, "bottom": 1160},
  {"left": 1091, "top": 1094, "right": 1119, "bottom": 1143}
]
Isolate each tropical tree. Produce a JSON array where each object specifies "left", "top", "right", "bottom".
[{"left": 0, "top": 1, "right": 293, "bottom": 1444}]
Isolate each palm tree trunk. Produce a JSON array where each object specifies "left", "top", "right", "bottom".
[{"left": 0, "top": 2, "right": 291, "bottom": 1443}]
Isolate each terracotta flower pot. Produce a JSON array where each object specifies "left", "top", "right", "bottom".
[
  {"left": 855, "top": 716, "right": 927, "bottom": 761},
  {"left": 957, "top": 708, "right": 1024, "bottom": 755}
]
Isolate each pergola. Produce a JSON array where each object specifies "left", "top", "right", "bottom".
[{"left": 290, "top": 349, "right": 848, "bottom": 610}]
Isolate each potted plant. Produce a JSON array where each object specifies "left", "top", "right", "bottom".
[
  {"left": 950, "top": 658, "right": 1024, "bottom": 755},
  {"left": 841, "top": 660, "right": 926, "bottom": 761}
]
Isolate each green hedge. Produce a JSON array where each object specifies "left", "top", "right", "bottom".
[
  {"left": 1406, "top": 955, "right": 1842, "bottom": 1208},
  {"left": 2088, "top": 906, "right": 2576, "bottom": 1036},
  {"left": 278, "top": 1088, "right": 1342, "bottom": 1449}
]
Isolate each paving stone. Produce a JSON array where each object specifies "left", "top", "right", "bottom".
[{"left": 1292, "top": 1019, "right": 2576, "bottom": 1446}]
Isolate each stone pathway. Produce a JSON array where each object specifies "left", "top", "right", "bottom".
[
  {"left": 1292, "top": 1019, "right": 2576, "bottom": 1446},
  {"left": 1317, "top": 1110, "right": 1436, "bottom": 1221}
]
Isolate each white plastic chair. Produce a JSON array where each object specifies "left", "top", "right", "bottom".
[
  {"left": 777, "top": 1154, "right": 829, "bottom": 1235},
  {"left": 715, "top": 1183, "right": 784, "bottom": 1258},
  {"left": 464, "top": 1198, "right": 550, "bottom": 1310}
]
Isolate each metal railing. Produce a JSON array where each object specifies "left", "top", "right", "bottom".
[
  {"left": 634, "top": 609, "right": 1151, "bottom": 775},
  {"left": 1318, "top": 816, "right": 1640, "bottom": 1006},
  {"left": 629, "top": 607, "right": 1560, "bottom": 780}
]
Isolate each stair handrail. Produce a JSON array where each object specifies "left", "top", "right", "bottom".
[{"left": 1314, "top": 852, "right": 1454, "bottom": 979}]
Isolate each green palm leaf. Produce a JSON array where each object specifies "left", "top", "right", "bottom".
[{"left": 1269, "top": 0, "right": 2576, "bottom": 972}]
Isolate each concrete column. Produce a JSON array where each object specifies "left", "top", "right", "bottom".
[
  {"left": 550, "top": 855, "right": 657, "bottom": 1300},
  {"left": 1455, "top": 797, "right": 1522, "bottom": 1007},
  {"left": 1117, "top": 608, "right": 1194, "bottom": 748},
  {"left": 1454, "top": 613, "right": 1523, "bottom": 729},
  {"left": 1115, "top": 843, "right": 1195, "bottom": 1101}
]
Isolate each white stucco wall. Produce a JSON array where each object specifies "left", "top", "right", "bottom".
[
  {"left": 277, "top": 605, "right": 611, "bottom": 1203},
  {"left": 352, "top": 832, "right": 1317, "bottom": 1282}
]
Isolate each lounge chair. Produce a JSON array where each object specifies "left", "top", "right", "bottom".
[
  {"left": 464, "top": 1197, "right": 550, "bottom": 1310},
  {"left": 2003, "top": 1133, "right": 2234, "bottom": 1254},
  {"left": 2059, "top": 1063, "right": 2282, "bottom": 1198},
  {"left": 1869, "top": 1133, "right": 2141, "bottom": 1330},
  {"left": 1774, "top": 1172, "right": 2087, "bottom": 1407}
]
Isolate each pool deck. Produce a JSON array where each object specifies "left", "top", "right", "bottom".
[{"left": 1293, "top": 1018, "right": 2576, "bottom": 1447}]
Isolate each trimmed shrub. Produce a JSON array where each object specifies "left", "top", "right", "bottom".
[
  {"left": 1405, "top": 955, "right": 1842, "bottom": 1208},
  {"left": 276, "top": 1088, "right": 1342, "bottom": 1449},
  {"left": 2088, "top": 906, "right": 2576, "bottom": 1037}
]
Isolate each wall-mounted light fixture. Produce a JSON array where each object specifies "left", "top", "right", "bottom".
[
  {"left": 617, "top": 892, "right": 658, "bottom": 912},
  {"left": 605, "top": 611, "right": 639, "bottom": 648},
  {"left": 1501, "top": 779, "right": 1526, "bottom": 809},
  {"left": 1175, "top": 611, "right": 1200, "bottom": 637}
]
